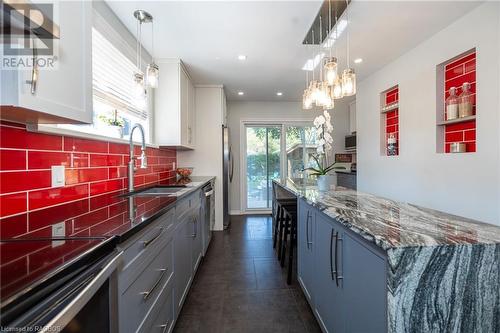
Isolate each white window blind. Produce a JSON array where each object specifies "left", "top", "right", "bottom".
[{"left": 92, "top": 28, "right": 148, "bottom": 120}]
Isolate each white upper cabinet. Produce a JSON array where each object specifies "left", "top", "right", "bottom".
[
  {"left": 154, "top": 59, "right": 196, "bottom": 149},
  {"left": 0, "top": 1, "right": 92, "bottom": 124}
]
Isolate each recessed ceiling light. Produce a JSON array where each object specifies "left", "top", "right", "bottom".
[
  {"left": 354, "top": 58, "right": 363, "bottom": 64},
  {"left": 238, "top": 91, "right": 244, "bottom": 96},
  {"left": 276, "top": 92, "right": 283, "bottom": 96},
  {"left": 238, "top": 55, "right": 247, "bottom": 61}
]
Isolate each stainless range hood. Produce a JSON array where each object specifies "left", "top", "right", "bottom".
[{"left": 1, "top": 0, "right": 60, "bottom": 40}]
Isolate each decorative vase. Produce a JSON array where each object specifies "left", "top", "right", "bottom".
[{"left": 317, "top": 174, "right": 337, "bottom": 191}]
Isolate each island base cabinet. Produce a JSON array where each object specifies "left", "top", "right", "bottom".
[
  {"left": 297, "top": 198, "right": 388, "bottom": 333},
  {"left": 343, "top": 233, "right": 387, "bottom": 333},
  {"left": 297, "top": 199, "right": 315, "bottom": 304},
  {"left": 314, "top": 214, "right": 344, "bottom": 333}
]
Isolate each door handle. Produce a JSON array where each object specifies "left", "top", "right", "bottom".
[
  {"left": 335, "top": 231, "right": 343, "bottom": 286},
  {"left": 204, "top": 190, "right": 214, "bottom": 197},
  {"left": 26, "top": 45, "right": 38, "bottom": 95},
  {"left": 191, "top": 216, "right": 197, "bottom": 238},
  {"left": 142, "top": 227, "right": 164, "bottom": 248},
  {"left": 158, "top": 322, "right": 169, "bottom": 333},
  {"left": 305, "top": 211, "right": 312, "bottom": 249},
  {"left": 141, "top": 268, "right": 167, "bottom": 300},
  {"left": 229, "top": 146, "right": 234, "bottom": 182},
  {"left": 330, "top": 229, "right": 336, "bottom": 281}
]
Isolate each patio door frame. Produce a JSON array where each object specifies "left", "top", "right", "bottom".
[{"left": 240, "top": 119, "right": 314, "bottom": 213}]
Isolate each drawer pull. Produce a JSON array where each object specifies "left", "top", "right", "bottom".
[
  {"left": 143, "top": 227, "right": 164, "bottom": 248},
  {"left": 158, "top": 322, "right": 169, "bottom": 333},
  {"left": 141, "top": 268, "right": 167, "bottom": 300}
]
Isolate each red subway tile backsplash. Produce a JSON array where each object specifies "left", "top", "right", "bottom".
[
  {"left": 0, "top": 193, "right": 27, "bottom": 218},
  {"left": 0, "top": 150, "right": 26, "bottom": 171},
  {"left": 0, "top": 122, "right": 176, "bottom": 238}
]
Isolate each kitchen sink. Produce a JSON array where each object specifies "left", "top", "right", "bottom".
[{"left": 124, "top": 186, "right": 189, "bottom": 197}]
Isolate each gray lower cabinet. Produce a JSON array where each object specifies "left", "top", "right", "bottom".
[
  {"left": 314, "top": 213, "right": 344, "bottom": 333},
  {"left": 174, "top": 214, "right": 194, "bottom": 314},
  {"left": 298, "top": 198, "right": 387, "bottom": 333},
  {"left": 118, "top": 189, "right": 206, "bottom": 333},
  {"left": 297, "top": 199, "right": 315, "bottom": 303},
  {"left": 336, "top": 172, "right": 357, "bottom": 190}
]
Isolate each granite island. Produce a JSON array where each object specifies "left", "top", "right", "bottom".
[{"left": 274, "top": 178, "right": 500, "bottom": 333}]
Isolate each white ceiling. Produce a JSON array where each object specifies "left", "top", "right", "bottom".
[{"left": 106, "top": 1, "right": 482, "bottom": 102}]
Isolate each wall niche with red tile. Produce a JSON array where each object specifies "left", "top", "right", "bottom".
[
  {"left": 436, "top": 49, "right": 476, "bottom": 153},
  {"left": 380, "top": 85, "right": 399, "bottom": 156}
]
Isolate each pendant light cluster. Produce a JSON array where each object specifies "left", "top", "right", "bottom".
[
  {"left": 133, "top": 10, "right": 159, "bottom": 107},
  {"left": 302, "top": 0, "right": 356, "bottom": 111}
]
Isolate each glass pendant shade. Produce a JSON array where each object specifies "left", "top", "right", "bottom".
[
  {"left": 341, "top": 68, "right": 356, "bottom": 96},
  {"left": 302, "top": 89, "right": 313, "bottom": 110},
  {"left": 134, "top": 72, "right": 147, "bottom": 108},
  {"left": 310, "top": 80, "right": 320, "bottom": 105},
  {"left": 332, "top": 76, "right": 343, "bottom": 99},
  {"left": 146, "top": 62, "right": 159, "bottom": 88},
  {"left": 323, "top": 57, "right": 338, "bottom": 86}
]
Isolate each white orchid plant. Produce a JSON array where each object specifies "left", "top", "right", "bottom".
[{"left": 304, "top": 111, "right": 345, "bottom": 176}]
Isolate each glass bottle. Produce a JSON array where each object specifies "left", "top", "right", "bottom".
[
  {"left": 445, "top": 87, "right": 459, "bottom": 120},
  {"left": 387, "top": 133, "right": 397, "bottom": 156},
  {"left": 458, "top": 82, "right": 473, "bottom": 118}
]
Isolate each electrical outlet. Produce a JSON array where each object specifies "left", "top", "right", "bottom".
[
  {"left": 52, "top": 222, "right": 65, "bottom": 237},
  {"left": 51, "top": 165, "right": 65, "bottom": 187},
  {"left": 172, "top": 162, "right": 176, "bottom": 170}
]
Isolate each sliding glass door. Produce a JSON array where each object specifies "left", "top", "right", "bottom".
[
  {"left": 243, "top": 123, "right": 317, "bottom": 211},
  {"left": 246, "top": 126, "right": 281, "bottom": 209},
  {"left": 285, "top": 125, "right": 317, "bottom": 179}
]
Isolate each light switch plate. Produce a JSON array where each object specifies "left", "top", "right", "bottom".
[
  {"left": 51, "top": 165, "right": 65, "bottom": 187},
  {"left": 52, "top": 222, "right": 65, "bottom": 237}
]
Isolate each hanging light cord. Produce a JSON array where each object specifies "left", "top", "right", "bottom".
[
  {"left": 139, "top": 21, "right": 143, "bottom": 72},
  {"left": 311, "top": 29, "right": 315, "bottom": 82},
  {"left": 328, "top": 0, "right": 332, "bottom": 58},
  {"left": 151, "top": 19, "right": 155, "bottom": 62},
  {"left": 319, "top": 15, "right": 323, "bottom": 81},
  {"left": 346, "top": 0, "right": 350, "bottom": 68}
]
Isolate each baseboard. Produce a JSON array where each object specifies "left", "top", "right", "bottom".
[{"left": 231, "top": 210, "right": 271, "bottom": 215}]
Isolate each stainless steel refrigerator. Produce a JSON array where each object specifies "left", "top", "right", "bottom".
[{"left": 222, "top": 125, "right": 233, "bottom": 229}]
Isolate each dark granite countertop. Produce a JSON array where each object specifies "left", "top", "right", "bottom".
[
  {"left": 93, "top": 176, "right": 215, "bottom": 242},
  {"left": 0, "top": 177, "right": 214, "bottom": 313},
  {"left": 275, "top": 178, "right": 500, "bottom": 250}
]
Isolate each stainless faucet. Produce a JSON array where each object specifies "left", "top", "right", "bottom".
[{"left": 128, "top": 123, "right": 148, "bottom": 192}]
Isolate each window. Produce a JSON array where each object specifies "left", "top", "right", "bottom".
[{"left": 59, "top": 28, "right": 151, "bottom": 142}]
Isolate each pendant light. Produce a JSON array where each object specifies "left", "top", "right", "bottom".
[
  {"left": 341, "top": 0, "right": 356, "bottom": 96},
  {"left": 331, "top": 14, "right": 343, "bottom": 99},
  {"left": 146, "top": 15, "right": 159, "bottom": 88},
  {"left": 302, "top": 40, "right": 313, "bottom": 110},
  {"left": 323, "top": 0, "right": 338, "bottom": 86}
]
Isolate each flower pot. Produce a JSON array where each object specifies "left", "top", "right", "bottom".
[{"left": 317, "top": 174, "right": 337, "bottom": 191}]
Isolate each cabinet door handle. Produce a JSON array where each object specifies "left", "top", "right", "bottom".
[
  {"left": 142, "top": 227, "right": 164, "bottom": 248},
  {"left": 158, "top": 322, "right": 169, "bottom": 333},
  {"left": 330, "top": 229, "right": 336, "bottom": 281},
  {"left": 305, "top": 211, "right": 312, "bottom": 249},
  {"left": 335, "top": 232, "right": 343, "bottom": 286},
  {"left": 191, "top": 216, "right": 197, "bottom": 238},
  {"left": 141, "top": 268, "right": 167, "bottom": 300},
  {"left": 26, "top": 45, "right": 38, "bottom": 95}
]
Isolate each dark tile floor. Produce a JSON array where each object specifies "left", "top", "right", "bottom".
[{"left": 174, "top": 215, "right": 321, "bottom": 333}]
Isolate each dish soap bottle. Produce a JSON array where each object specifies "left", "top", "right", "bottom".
[
  {"left": 458, "top": 82, "right": 473, "bottom": 118},
  {"left": 387, "top": 133, "right": 397, "bottom": 156},
  {"left": 445, "top": 87, "right": 459, "bottom": 120}
]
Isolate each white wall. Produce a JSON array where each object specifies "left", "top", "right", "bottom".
[
  {"left": 177, "top": 86, "right": 225, "bottom": 230},
  {"left": 227, "top": 100, "right": 351, "bottom": 213},
  {"left": 357, "top": 2, "right": 500, "bottom": 225}
]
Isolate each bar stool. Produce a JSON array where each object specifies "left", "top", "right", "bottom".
[
  {"left": 273, "top": 198, "right": 296, "bottom": 251},
  {"left": 280, "top": 204, "right": 297, "bottom": 285}
]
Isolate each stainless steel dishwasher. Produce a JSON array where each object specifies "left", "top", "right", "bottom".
[{"left": 202, "top": 181, "right": 215, "bottom": 255}]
